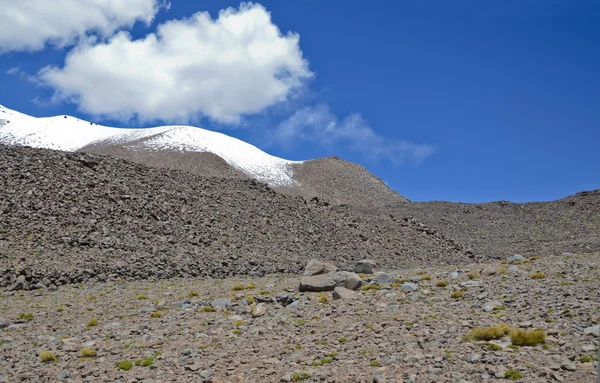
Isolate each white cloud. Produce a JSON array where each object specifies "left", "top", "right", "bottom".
[
  {"left": 274, "top": 105, "right": 434, "bottom": 164},
  {"left": 6, "top": 67, "right": 20, "bottom": 75},
  {"left": 37, "top": 3, "right": 312, "bottom": 124},
  {"left": 0, "top": 0, "right": 166, "bottom": 52}
]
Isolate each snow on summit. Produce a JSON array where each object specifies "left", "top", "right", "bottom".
[{"left": 0, "top": 105, "right": 301, "bottom": 187}]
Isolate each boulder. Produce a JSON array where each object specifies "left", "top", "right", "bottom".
[
  {"left": 299, "top": 271, "right": 362, "bottom": 292},
  {"left": 373, "top": 273, "right": 395, "bottom": 286},
  {"left": 332, "top": 286, "right": 357, "bottom": 300},
  {"left": 355, "top": 259, "right": 376, "bottom": 274},
  {"left": 303, "top": 259, "right": 336, "bottom": 277}
]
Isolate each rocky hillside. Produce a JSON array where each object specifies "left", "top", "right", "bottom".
[
  {"left": 392, "top": 191, "right": 600, "bottom": 259},
  {"left": 0, "top": 145, "right": 463, "bottom": 290},
  {"left": 0, "top": 104, "right": 409, "bottom": 208},
  {"left": 277, "top": 157, "right": 409, "bottom": 207}
]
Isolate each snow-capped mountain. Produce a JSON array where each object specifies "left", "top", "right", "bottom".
[
  {"left": 0, "top": 104, "right": 407, "bottom": 207},
  {"left": 0, "top": 105, "right": 300, "bottom": 187}
]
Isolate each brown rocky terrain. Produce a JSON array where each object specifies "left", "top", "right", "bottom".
[
  {"left": 0, "top": 145, "right": 464, "bottom": 291},
  {"left": 277, "top": 157, "right": 409, "bottom": 207},
  {"left": 80, "top": 144, "right": 408, "bottom": 208},
  {"left": 390, "top": 191, "right": 600, "bottom": 259},
  {"left": 0, "top": 253, "right": 598, "bottom": 382}
]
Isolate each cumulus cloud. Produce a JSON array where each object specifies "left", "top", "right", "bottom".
[
  {"left": 37, "top": 3, "right": 312, "bottom": 124},
  {"left": 0, "top": 0, "right": 166, "bottom": 52},
  {"left": 274, "top": 105, "right": 434, "bottom": 165}
]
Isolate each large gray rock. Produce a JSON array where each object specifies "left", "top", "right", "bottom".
[
  {"left": 373, "top": 273, "right": 395, "bottom": 286},
  {"left": 355, "top": 259, "right": 376, "bottom": 274},
  {"left": 332, "top": 286, "right": 357, "bottom": 300},
  {"left": 299, "top": 271, "right": 362, "bottom": 292},
  {"left": 210, "top": 298, "right": 232, "bottom": 309},
  {"left": 303, "top": 259, "right": 337, "bottom": 277}
]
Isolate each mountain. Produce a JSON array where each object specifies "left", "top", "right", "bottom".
[
  {"left": 0, "top": 105, "right": 408, "bottom": 207},
  {"left": 0, "top": 145, "right": 462, "bottom": 288}
]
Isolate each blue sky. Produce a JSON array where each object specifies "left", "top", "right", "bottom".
[{"left": 1, "top": 1, "right": 599, "bottom": 202}]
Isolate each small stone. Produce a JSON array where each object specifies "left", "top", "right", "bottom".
[
  {"left": 507, "top": 265, "right": 519, "bottom": 273},
  {"left": 583, "top": 325, "right": 599, "bottom": 336},
  {"left": 467, "top": 354, "right": 481, "bottom": 363},
  {"left": 332, "top": 286, "right": 357, "bottom": 300},
  {"left": 303, "top": 259, "right": 336, "bottom": 277},
  {"left": 200, "top": 369, "right": 213, "bottom": 378},
  {"left": 561, "top": 361, "right": 576, "bottom": 371},
  {"left": 373, "top": 273, "right": 395, "bottom": 286},
  {"left": 102, "top": 322, "right": 121, "bottom": 330},
  {"left": 355, "top": 259, "right": 376, "bottom": 274},
  {"left": 185, "top": 364, "right": 203, "bottom": 372},
  {"left": 210, "top": 298, "right": 231, "bottom": 309},
  {"left": 482, "top": 300, "right": 503, "bottom": 312},
  {"left": 58, "top": 371, "right": 70, "bottom": 380},
  {"left": 251, "top": 303, "right": 267, "bottom": 318},
  {"left": 507, "top": 254, "right": 526, "bottom": 263},
  {"left": 401, "top": 282, "right": 418, "bottom": 292},
  {"left": 581, "top": 344, "right": 596, "bottom": 352}
]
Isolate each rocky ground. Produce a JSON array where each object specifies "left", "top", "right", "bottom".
[
  {"left": 1, "top": 253, "right": 598, "bottom": 383},
  {"left": 0, "top": 145, "right": 467, "bottom": 290}
]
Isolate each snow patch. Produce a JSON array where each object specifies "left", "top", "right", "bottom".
[{"left": 0, "top": 105, "right": 302, "bottom": 187}]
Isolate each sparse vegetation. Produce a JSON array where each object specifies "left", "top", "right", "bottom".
[
  {"left": 291, "top": 372, "right": 311, "bottom": 381},
  {"left": 435, "top": 280, "right": 449, "bottom": 287},
  {"left": 80, "top": 347, "right": 97, "bottom": 357},
  {"left": 480, "top": 342, "right": 503, "bottom": 351},
  {"left": 18, "top": 313, "right": 34, "bottom": 321},
  {"left": 136, "top": 294, "right": 148, "bottom": 300},
  {"left": 360, "top": 284, "right": 380, "bottom": 292},
  {"left": 510, "top": 329, "right": 546, "bottom": 346},
  {"left": 467, "top": 272, "right": 479, "bottom": 280},
  {"left": 40, "top": 350, "right": 57, "bottom": 362},
  {"left": 116, "top": 360, "right": 134, "bottom": 371},
  {"left": 232, "top": 283, "right": 256, "bottom": 291},
  {"left": 339, "top": 337, "right": 347, "bottom": 343},
  {"left": 504, "top": 370, "right": 523, "bottom": 380},
  {"left": 150, "top": 312, "right": 163, "bottom": 318},
  {"left": 370, "top": 360, "right": 380, "bottom": 367},
  {"left": 199, "top": 306, "right": 216, "bottom": 312},
  {"left": 188, "top": 291, "right": 199, "bottom": 298},
  {"left": 580, "top": 355, "right": 592, "bottom": 363},
  {"left": 465, "top": 323, "right": 511, "bottom": 341},
  {"left": 530, "top": 272, "right": 546, "bottom": 279},
  {"left": 87, "top": 319, "right": 98, "bottom": 327},
  {"left": 316, "top": 293, "right": 328, "bottom": 304},
  {"left": 135, "top": 352, "right": 160, "bottom": 367},
  {"left": 450, "top": 291, "right": 465, "bottom": 299}
]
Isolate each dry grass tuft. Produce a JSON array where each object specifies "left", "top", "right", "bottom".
[
  {"left": 465, "top": 323, "right": 511, "bottom": 341},
  {"left": 510, "top": 329, "right": 546, "bottom": 346},
  {"left": 40, "top": 350, "right": 57, "bottom": 362}
]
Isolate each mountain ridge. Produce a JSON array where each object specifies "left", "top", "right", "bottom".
[{"left": 0, "top": 104, "right": 409, "bottom": 207}]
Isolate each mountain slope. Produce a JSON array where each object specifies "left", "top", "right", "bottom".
[
  {"left": 0, "top": 145, "right": 464, "bottom": 288},
  {"left": 387, "top": 191, "right": 600, "bottom": 258},
  {"left": 0, "top": 105, "right": 409, "bottom": 207}
]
